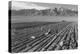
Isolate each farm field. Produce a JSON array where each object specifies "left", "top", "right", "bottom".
[
  {"left": 11, "top": 16, "right": 78, "bottom": 23},
  {"left": 11, "top": 21, "right": 78, "bottom": 53},
  {"left": 9, "top": 1, "right": 78, "bottom": 53}
]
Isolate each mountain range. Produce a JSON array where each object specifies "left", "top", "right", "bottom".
[
  {"left": 9, "top": 7, "right": 78, "bottom": 16},
  {"left": 9, "top": 1, "right": 78, "bottom": 16}
]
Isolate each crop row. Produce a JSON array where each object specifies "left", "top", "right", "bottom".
[{"left": 11, "top": 22, "right": 77, "bottom": 53}]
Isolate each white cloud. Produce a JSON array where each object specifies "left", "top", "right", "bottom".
[{"left": 12, "top": 1, "right": 50, "bottom": 10}]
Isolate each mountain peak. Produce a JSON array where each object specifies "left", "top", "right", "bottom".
[{"left": 12, "top": 1, "right": 50, "bottom": 10}]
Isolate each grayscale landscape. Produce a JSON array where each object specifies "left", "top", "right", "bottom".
[{"left": 9, "top": 1, "right": 78, "bottom": 53}]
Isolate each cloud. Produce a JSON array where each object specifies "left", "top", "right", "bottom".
[{"left": 12, "top": 1, "right": 50, "bottom": 10}]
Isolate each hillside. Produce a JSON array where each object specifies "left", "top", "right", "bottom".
[{"left": 10, "top": 7, "right": 78, "bottom": 16}]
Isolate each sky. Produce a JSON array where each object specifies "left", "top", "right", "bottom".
[
  {"left": 11, "top": 1, "right": 78, "bottom": 10},
  {"left": 12, "top": 1, "right": 49, "bottom": 10}
]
